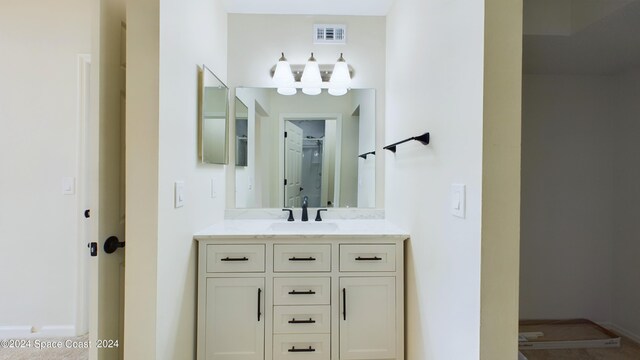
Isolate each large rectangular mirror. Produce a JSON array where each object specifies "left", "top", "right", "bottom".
[
  {"left": 198, "top": 65, "right": 229, "bottom": 164},
  {"left": 234, "top": 88, "right": 376, "bottom": 209}
]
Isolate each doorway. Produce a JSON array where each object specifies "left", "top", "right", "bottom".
[
  {"left": 280, "top": 114, "right": 342, "bottom": 208},
  {"left": 520, "top": 1, "right": 640, "bottom": 358}
]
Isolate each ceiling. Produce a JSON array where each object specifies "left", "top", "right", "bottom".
[
  {"left": 524, "top": 0, "right": 640, "bottom": 75},
  {"left": 223, "top": 0, "right": 394, "bottom": 16}
]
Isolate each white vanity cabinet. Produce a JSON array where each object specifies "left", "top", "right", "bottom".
[
  {"left": 205, "top": 277, "right": 265, "bottom": 360},
  {"left": 196, "top": 235, "right": 407, "bottom": 360}
]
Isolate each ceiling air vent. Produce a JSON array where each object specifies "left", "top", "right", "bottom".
[{"left": 314, "top": 24, "right": 346, "bottom": 44}]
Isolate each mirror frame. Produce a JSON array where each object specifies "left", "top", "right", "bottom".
[{"left": 198, "top": 65, "right": 229, "bottom": 164}]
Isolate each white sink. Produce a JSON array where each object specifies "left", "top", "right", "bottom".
[{"left": 268, "top": 222, "right": 339, "bottom": 233}]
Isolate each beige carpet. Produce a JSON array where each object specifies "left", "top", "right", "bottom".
[{"left": 0, "top": 335, "right": 88, "bottom": 360}]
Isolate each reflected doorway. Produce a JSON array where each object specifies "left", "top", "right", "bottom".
[{"left": 283, "top": 119, "right": 338, "bottom": 208}]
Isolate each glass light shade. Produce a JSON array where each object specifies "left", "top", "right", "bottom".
[
  {"left": 329, "top": 59, "right": 351, "bottom": 88},
  {"left": 328, "top": 54, "right": 351, "bottom": 96},
  {"left": 277, "top": 87, "right": 297, "bottom": 96},
  {"left": 273, "top": 53, "right": 295, "bottom": 88},
  {"left": 301, "top": 53, "right": 322, "bottom": 95},
  {"left": 328, "top": 88, "right": 348, "bottom": 96}
]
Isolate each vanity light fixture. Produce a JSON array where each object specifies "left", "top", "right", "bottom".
[
  {"left": 271, "top": 52, "right": 354, "bottom": 96},
  {"left": 273, "top": 53, "right": 297, "bottom": 96},
  {"left": 301, "top": 53, "right": 322, "bottom": 95}
]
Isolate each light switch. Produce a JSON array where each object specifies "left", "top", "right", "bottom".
[
  {"left": 210, "top": 178, "right": 216, "bottom": 198},
  {"left": 62, "top": 177, "right": 75, "bottom": 195},
  {"left": 175, "top": 181, "right": 185, "bottom": 208},
  {"left": 450, "top": 184, "right": 465, "bottom": 218}
]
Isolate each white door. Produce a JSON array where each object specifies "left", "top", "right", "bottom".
[
  {"left": 340, "top": 277, "right": 396, "bottom": 360},
  {"left": 86, "top": 4, "right": 126, "bottom": 358},
  {"left": 205, "top": 278, "right": 265, "bottom": 360},
  {"left": 284, "top": 121, "right": 303, "bottom": 207}
]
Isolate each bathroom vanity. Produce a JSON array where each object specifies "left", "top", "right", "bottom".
[{"left": 194, "top": 219, "right": 408, "bottom": 360}]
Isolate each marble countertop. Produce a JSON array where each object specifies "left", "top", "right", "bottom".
[{"left": 194, "top": 219, "right": 409, "bottom": 239}]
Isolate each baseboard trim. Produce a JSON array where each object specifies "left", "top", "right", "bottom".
[
  {"left": 598, "top": 322, "right": 640, "bottom": 344},
  {"left": 0, "top": 325, "right": 76, "bottom": 339}
]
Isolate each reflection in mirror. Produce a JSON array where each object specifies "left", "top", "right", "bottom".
[
  {"left": 235, "top": 88, "right": 375, "bottom": 209},
  {"left": 235, "top": 97, "right": 249, "bottom": 167},
  {"left": 199, "top": 65, "right": 228, "bottom": 164}
]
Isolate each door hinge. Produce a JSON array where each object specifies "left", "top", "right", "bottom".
[
  {"left": 284, "top": 131, "right": 288, "bottom": 138},
  {"left": 284, "top": 179, "right": 288, "bottom": 186},
  {"left": 84, "top": 209, "right": 90, "bottom": 218},
  {"left": 88, "top": 242, "right": 98, "bottom": 257}
]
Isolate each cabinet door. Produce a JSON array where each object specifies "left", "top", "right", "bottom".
[
  {"left": 205, "top": 278, "right": 264, "bottom": 360},
  {"left": 339, "top": 277, "right": 396, "bottom": 360}
]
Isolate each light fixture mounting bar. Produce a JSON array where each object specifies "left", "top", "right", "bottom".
[{"left": 270, "top": 64, "right": 355, "bottom": 83}]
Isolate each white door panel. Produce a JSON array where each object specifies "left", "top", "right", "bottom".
[
  {"left": 205, "top": 278, "right": 265, "bottom": 360},
  {"left": 340, "top": 277, "right": 396, "bottom": 360},
  {"left": 284, "top": 122, "right": 303, "bottom": 208}
]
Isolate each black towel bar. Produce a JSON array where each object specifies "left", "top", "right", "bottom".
[
  {"left": 358, "top": 151, "right": 375, "bottom": 159},
  {"left": 383, "top": 132, "right": 430, "bottom": 153}
]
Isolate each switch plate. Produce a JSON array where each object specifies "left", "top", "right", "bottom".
[
  {"left": 210, "top": 178, "right": 216, "bottom": 198},
  {"left": 62, "top": 177, "right": 75, "bottom": 195},
  {"left": 174, "top": 181, "right": 185, "bottom": 208},
  {"left": 450, "top": 184, "right": 466, "bottom": 218}
]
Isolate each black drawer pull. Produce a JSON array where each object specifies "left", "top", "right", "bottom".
[
  {"left": 288, "top": 318, "right": 316, "bottom": 324},
  {"left": 221, "top": 256, "right": 249, "bottom": 261},
  {"left": 288, "top": 290, "right": 316, "bottom": 295},
  {"left": 288, "top": 346, "right": 316, "bottom": 353},
  {"left": 355, "top": 256, "right": 382, "bottom": 261},
  {"left": 289, "top": 256, "right": 316, "bottom": 261},
  {"left": 343, "top": 288, "right": 347, "bottom": 320},
  {"left": 257, "top": 288, "right": 262, "bottom": 321}
]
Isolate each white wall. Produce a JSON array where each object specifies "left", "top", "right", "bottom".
[
  {"left": 520, "top": 75, "right": 615, "bottom": 322},
  {"left": 385, "top": 0, "right": 486, "bottom": 358},
  {"left": 156, "top": 0, "right": 228, "bottom": 358},
  {"left": 612, "top": 69, "right": 640, "bottom": 339},
  {"left": 125, "top": 0, "right": 228, "bottom": 358},
  {"left": 227, "top": 14, "right": 386, "bottom": 208},
  {"left": 0, "top": 0, "right": 91, "bottom": 337}
]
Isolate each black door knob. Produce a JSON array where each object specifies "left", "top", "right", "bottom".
[{"left": 104, "top": 236, "right": 125, "bottom": 254}]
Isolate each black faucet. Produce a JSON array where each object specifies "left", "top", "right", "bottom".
[
  {"left": 315, "top": 209, "right": 327, "bottom": 221},
  {"left": 301, "top": 196, "right": 309, "bottom": 221},
  {"left": 282, "top": 209, "right": 294, "bottom": 221}
]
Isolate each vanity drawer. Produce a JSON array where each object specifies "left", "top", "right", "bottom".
[
  {"left": 273, "top": 277, "right": 331, "bottom": 305},
  {"left": 206, "top": 244, "right": 265, "bottom": 273},
  {"left": 273, "top": 306, "right": 331, "bottom": 334},
  {"left": 339, "top": 244, "right": 396, "bottom": 272},
  {"left": 273, "top": 334, "right": 330, "bottom": 360},
  {"left": 274, "top": 244, "right": 331, "bottom": 272}
]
